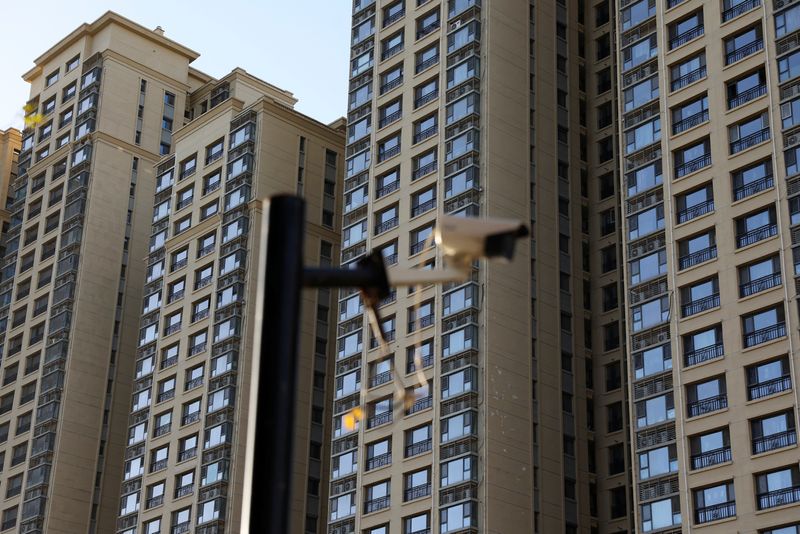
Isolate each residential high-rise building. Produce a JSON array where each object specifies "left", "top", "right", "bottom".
[
  {"left": 0, "top": 129, "right": 21, "bottom": 258},
  {"left": 616, "top": 0, "right": 800, "bottom": 532},
  {"left": 331, "top": 1, "right": 632, "bottom": 533},
  {"left": 0, "top": 11, "right": 344, "bottom": 534},
  {"left": 116, "top": 68, "right": 346, "bottom": 534}
]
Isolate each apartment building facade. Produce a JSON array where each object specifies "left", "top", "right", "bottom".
[
  {"left": 0, "top": 11, "right": 344, "bottom": 534},
  {"left": 616, "top": 0, "right": 800, "bottom": 532},
  {"left": 330, "top": 1, "right": 632, "bottom": 533},
  {"left": 116, "top": 68, "right": 346, "bottom": 534},
  {"left": 0, "top": 129, "right": 21, "bottom": 255}
]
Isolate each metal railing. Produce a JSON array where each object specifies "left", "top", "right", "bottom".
[
  {"left": 669, "top": 26, "right": 704, "bottom": 50},
  {"left": 730, "top": 128, "right": 770, "bottom": 154},
  {"left": 725, "top": 39, "right": 763, "bottom": 65},
  {"left": 734, "top": 174, "right": 773, "bottom": 201},
  {"left": 679, "top": 245, "right": 717, "bottom": 270},
  {"left": 366, "top": 452, "right": 391, "bottom": 470},
  {"left": 405, "top": 438, "right": 432, "bottom": 458},
  {"left": 404, "top": 483, "right": 431, "bottom": 502},
  {"left": 374, "top": 217, "right": 398, "bottom": 235},
  {"left": 752, "top": 430, "right": 797, "bottom": 454},
  {"left": 690, "top": 446, "right": 731, "bottom": 470},
  {"left": 414, "top": 125, "right": 438, "bottom": 144},
  {"left": 415, "top": 55, "right": 439, "bottom": 74},
  {"left": 407, "top": 396, "right": 433, "bottom": 414},
  {"left": 412, "top": 199, "right": 436, "bottom": 217},
  {"left": 369, "top": 371, "right": 391, "bottom": 388},
  {"left": 722, "top": 0, "right": 761, "bottom": 22},
  {"left": 379, "top": 110, "right": 402, "bottom": 128},
  {"left": 673, "top": 110, "right": 709, "bottom": 135},
  {"left": 415, "top": 90, "right": 439, "bottom": 108},
  {"left": 757, "top": 486, "right": 800, "bottom": 510},
  {"left": 380, "top": 77, "right": 403, "bottom": 95},
  {"left": 743, "top": 322, "right": 786, "bottom": 347},
  {"left": 675, "top": 153, "right": 711, "bottom": 178},
  {"left": 739, "top": 272, "right": 781, "bottom": 297},
  {"left": 364, "top": 495, "right": 390, "bottom": 514},
  {"left": 677, "top": 199, "right": 714, "bottom": 223},
  {"left": 728, "top": 84, "right": 767, "bottom": 109},
  {"left": 736, "top": 223, "right": 777, "bottom": 248},
  {"left": 695, "top": 501, "right": 736, "bottom": 524},
  {"left": 378, "top": 145, "right": 401, "bottom": 161},
  {"left": 681, "top": 293, "right": 720, "bottom": 317},
  {"left": 687, "top": 394, "right": 727, "bottom": 417},
  {"left": 413, "top": 161, "right": 437, "bottom": 180},
  {"left": 671, "top": 66, "right": 706, "bottom": 92},
  {"left": 381, "top": 43, "right": 403, "bottom": 61},
  {"left": 367, "top": 411, "right": 392, "bottom": 428},
  {"left": 383, "top": 9, "right": 405, "bottom": 27},
  {"left": 748, "top": 375, "right": 792, "bottom": 400}
]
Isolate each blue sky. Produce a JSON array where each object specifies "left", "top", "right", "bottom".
[{"left": 0, "top": 0, "right": 351, "bottom": 129}]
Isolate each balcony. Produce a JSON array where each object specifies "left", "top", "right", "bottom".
[
  {"left": 381, "top": 43, "right": 403, "bottom": 61},
  {"left": 172, "top": 521, "right": 191, "bottom": 534},
  {"left": 728, "top": 84, "right": 767, "bottom": 109},
  {"left": 410, "top": 240, "right": 430, "bottom": 255},
  {"left": 383, "top": 9, "right": 404, "bottom": 28},
  {"left": 405, "top": 438, "right": 432, "bottom": 458},
  {"left": 682, "top": 294, "right": 721, "bottom": 319},
  {"left": 679, "top": 245, "right": 717, "bottom": 270},
  {"left": 737, "top": 223, "right": 777, "bottom": 248},
  {"left": 366, "top": 452, "right": 391, "bottom": 471},
  {"left": 730, "top": 128, "right": 770, "bottom": 154},
  {"left": 691, "top": 446, "right": 732, "bottom": 470},
  {"left": 413, "top": 125, "right": 437, "bottom": 144},
  {"left": 725, "top": 39, "right": 763, "bottom": 66},
  {"left": 752, "top": 430, "right": 797, "bottom": 454},
  {"left": 182, "top": 412, "right": 201, "bottom": 426},
  {"left": 695, "top": 501, "right": 736, "bottom": 524},
  {"left": 757, "top": 486, "right": 800, "bottom": 510},
  {"left": 740, "top": 272, "right": 781, "bottom": 297},
  {"left": 675, "top": 154, "right": 711, "bottom": 178},
  {"left": 406, "top": 395, "right": 432, "bottom": 415},
  {"left": 415, "top": 55, "right": 439, "bottom": 74},
  {"left": 379, "top": 110, "right": 402, "bottom": 129},
  {"left": 670, "top": 26, "right": 704, "bottom": 50},
  {"left": 671, "top": 66, "right": 706, "bottom": 92},
  {"left": 378, "top": 145, "right": 401, "bottom": 162},
  {"left": 687, "top": 394, "right": 728, "bottom": 418},
  {"left": 415, "top": 90, "right": 439, "bottom": 109},
  {"left": 743, "top": 322, "right": 786, "bottom": 347},
  {"left": 367, "top": 411, "right": 391, "bottom": 428},
  {"left": 409, "top": 314, "right": 435, "bottom": 332},
  {"left": 734, "top": 174, "right": 773, "bottom": 201},
  {"left": 146, "top": 495, "right": 164, "bottom": 509},
  {"left": 369, "top": 371, "right": 391, "bottom": 388},
  {"left": 364, "top": 495, "right": 390, "bottom": 514},
  {"left": 722, "top": 0, "right": 760, "bottom": 22},
  {"left": 677, "top": 199, "right": 714, "bottom": 224},
  {"left": 374, "top": 217, "right": 398, "bottom": 235},
  {"left": 380, "top": 76, "right": 403, "bottom": 95},
  {"left": 417, "top": 21, "right": 439, "bottom": 40},
  {"left": 404, "top": 483, "right": 431, "bottom": 502},
  {"left": 749, "top": 375, "right": 792, "bottom": 400},
  {"left": 407, "top": 354, "right": 433, "bottom": 373},
  {"left": 376, "top": 180, "right": 399, "bottom": 199},
  {"left": 413, "top": 161, "right": 437, "bottom": 180},
  {"left": 673, "top": 110, "right": 709, "bottom": 135}
]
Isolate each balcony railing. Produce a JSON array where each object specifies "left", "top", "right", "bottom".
[
  {"left": 407, "top": 354, "right": 433, "bottom": 373},
  {"left": 414, "top": 125, "right": 438, "bottom": 144},
  {"left": 679, "top": 245, "right": 717, "bottom": 270},
  {"left": 690, "top": 446, "right": 732, "bottom": 470},
  {"left": 417, "top": 21, "right": 440, "bottom": 39},
  {"left": 364, "top": 495, "right": 390, "bottom": 514},
  {"left": 730, "top": 128, "right": 770, "bottom": 154},
  {"left": 677, "top": 199, "right": 714, "bottom": 223},
  {"left": 740, "top": 272, "right": 781, "bottom": 297},
  {"left": 416, "top": 55, "right": 439, "bottom": 74},
  {"left": 413, "top": 161, "right": 437, "bottom": 180},
  {"left": 407, "top": 396, "right": 433, "bottom": 414},
  {"left": 376, "top": 180, "right": 399, "bottom": 198},
  {"left": 687, "top": 394, "right": 728, "bottom": 417},
  {"left": 669, "top": 26, "right": 704, "bottom": 50},
  {"left": 366, "top": 452, "right": 391, "bottom": 471},
  {"left": 369, "top": 371, "right": 392, "bottom": 388},
  {"left": 381, "top": 43, "right": 403, "bottom": 61},
  {"left": 752, "top": 430, "right": 797, "bottom": 454},
  {"left": 405, "top": 438, "right": 432, "bottom": 458},
  {"left": 378, "top": 145, "right": 401, "bottom": 161},
  {"left": 379, "top": 110, "right": 402, "bottom": 128},
  {"left": 415, "top": 90, "right": 439, "bottom": 108},
  {"left": 383, "top": 9, "right": 405, "bottom": 27},
  {"left": 743, "top": 322, "right": 786, "bottom": 347},
  {"left": 722, "top": 0, "right": 760, "bottom": 22},
  {"left": 737, "top": 223, "right": 777, "bottom": 248},
  {"left": 374, "top": 217, "right": 399, "bottom": 235},
  {"left": 725, "top": 39, "right": 763, "bottom": 65},
  {"left": 667, "top": 0, "right": 687, "bottom": 8},
  {"left": 734, "top": 175, "right": 773, "bottom": 201},
  {"left": 409, "top": 314, "right": 435, "bottom": 332},
  {"left": 367, "top": 411, "right": 392, "bottom": 428},
  {"left": 748, "top": 375, "right": 792, "bottom": 400},
  {"left": 728, "top": 84, "right": 767, "bottom": 109},
  {"left": 695, "top": 501, "right": 736, "bottom": 524},
  {"left": 380, "top": 76, "right": 403, "bottom": 95},
  {"left": 671, "top": 66, "right": 706, "bottom": 92},
  {"left": 757, "top": 486, "right": 800, "bottom": 510},
  {"left": 681, "top": 293, "right": 720, "bottom": 317},
  {"left": 673, "top": 110, "right": 709, "bottom": 135},
  {"left": 410, "top": 240, "right": 430, "bottom": 255},
  {"left": 675, "top": 153, "right": 711, "bottom": 178},
  {"left": 404, "top": 483, "right": 431, "bottom": 502}
]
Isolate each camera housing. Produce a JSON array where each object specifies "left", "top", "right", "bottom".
[{"left": 435, "top": 215, "right": 529, "bottom": 267}]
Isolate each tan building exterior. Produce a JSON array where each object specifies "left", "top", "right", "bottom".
[
  {"left": 0, "top": 129, "right": 22, "bottom": 253},
  {"left": 330, "top": 1, "right": 631, "bottom": 533},
  {"left": 616, "top": 0, "right": 800, "bottom": 532},
  {"left": 0, "top": 11, "right": 344, "bottom": 534},
  {"left": 116, "top": 68, "right": 346, "bottom": 534}
]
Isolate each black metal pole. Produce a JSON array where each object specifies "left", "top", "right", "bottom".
[{"left": 251, "top": 195, "right": 305, "bottom": 534}]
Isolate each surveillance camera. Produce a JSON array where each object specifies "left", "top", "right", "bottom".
[{"left": 435, "top": 214, "right": 529, "bottom": 266}]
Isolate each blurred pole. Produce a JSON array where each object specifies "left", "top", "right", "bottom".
[{"left": 251, "top": 195, "right": 305, "bottom": 533}]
